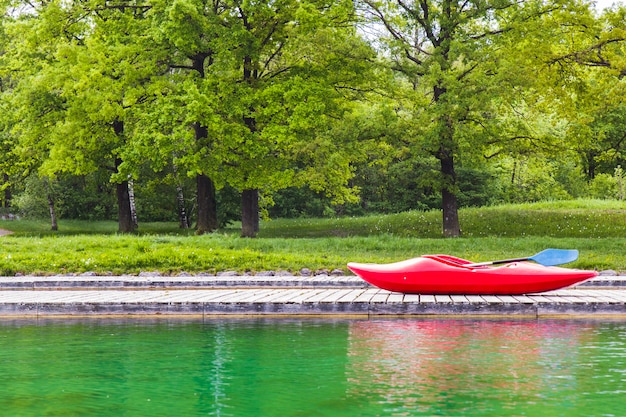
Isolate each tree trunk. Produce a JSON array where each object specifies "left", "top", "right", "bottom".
[
  {"left": 112, "top": 121, "right": 136, "bottom": 233},
  {"left": 117, "top": 179, "right": 135, "bottom": 233},
  {"left": 440, "top": 146, "right": 461, "bottom": 238},
  {"left": 128, "top": 179, "right": 138, "bottom": 229},
  {"left": 511, "top": 160, "right": 517, "bottom": 184},
  {"left": 196, "top": 174, "right": 218, "bottom": 234},
  {"left": 193, "top": 121, "right": 218, "bottom": 234},
  {"left": 240, "top": 50, "right": 261, "bottom": 238},
  {"left": 616, "top": 166, "right": 624, "bottom": 201},
  {"left": 176, "top": 183, "right": 190, "bottom": 229},
  {"left": 172, "top": 162, "right": 190, "bottom": 229},
  {"left": 47, "top": 192, "right": 58, "bottom": 231},
  {"left": 241, "top": 188, "right": 259, "bottom": 238},
  {"left": 583, "top": 150, "right": 598, "bottom": 181},
  {"left": 44, "top": 178, "right": 57, "bottom": 231},
  {"left": 433, "top": 82, "right": 461, "bottom": 238}
]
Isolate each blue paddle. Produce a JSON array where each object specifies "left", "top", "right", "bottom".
[{"left": 466, "top": 249, "right": 579, "bottom": 267}]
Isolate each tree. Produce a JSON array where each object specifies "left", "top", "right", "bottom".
[
  {"left": 547, "top": 5, "right": 626, "bottom": 181},
  {"left": 0, "top": 1, "right": 72, "bottom": 228},
  {"left": 142, "top": 0, "right": 371, "bottom": 237},
  {"left": 1, "top": 1, "right": 163, "bottom": 232},
  {"left": 218, "top": 0, "right": 370, "bottom": 236},
  {"left": 143, "top": 0, "right": 228, "bottom": 234},
  {"left": 360, "top": 0, "right": 596, "bottom": 236}
]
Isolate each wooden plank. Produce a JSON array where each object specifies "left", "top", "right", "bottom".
[
  {"left": 244, "top": 289, "right": 289, "bottom": 303},
  {"left": 127, "top": 292, "right": 182, "bottom": 302},
  {"left": 420, "top": 295, "right": 436, "bottom": 303},
  {"left": 264, "top": 289, "right": 312, "bottom": 303},
  {"left": 59, "top": 292, "right": 112, "bottom": 302},
  {"left": 120, "top": 290, "right": 203, "bottom": 303},
  {"left": 198, "top": 289, "right": 253, "bottom": 302},
  {"left": 512, "top": 295, "right": 536, "bottom": 303},
  {"left": 561, "top": 289, "right": 608, "bottom": 303},
  {"left": 136, "top": 292, "right": 192, "bottom": 302},
  {"left": 225, "top": 289, "right": 283, "bottom": 303},
  {"left": 353, "top": 289, "right": 382, "bottom": 303},
  {"left": 163, "top": 290, "right": 234, "bottom": 302},
  {"left": 225, "top": 289, "right": 277, "bottom": 302},
  {"left": 479, "top": 295, "right": 504, "bottom": 303},
  {"left": 289, "top": 290, "right": 326, "bottom": 303},
  {"left": 403, "top": 294, "right": 420, "bottom": 303},
  {"left": 336, "top": 289, "right": 368, "bottom": 303},
  {"left": 495, "top": 295, "right": 519, "bottom": 303},
  {"left": 450, "top": 295, "right": 469, "bottom": 303},
  {"left": 567, "top": 290, "right": 619, "bottom": 303},
  {"left": 370, "top": 290, "right": 391, "bottom": 303},
  {"left": 543, "top": 295, "right": 588, "bottom": 304},
  {"left": 434, "top": 295, "right": 452, "bottom": 303},
  {"left": 317, "top": 290, "right": 354, "bottom": 303},
  {"left": 170, "top": 291, "right": 236, "bottom": 302},
  {"left": 544, "top": 289, "right": 608, "bottom": 302},
  {"left": 600, "top": 290, "right": 626, "bottom": 303},
  {"left": 386, "top": 292, "right": 405, "bottom": 303},
  {"left": 525, "top": 295, "right": 554, "bottom": 303},
  {"left": 303, "top": 289, "right": 343, "bottom": 303}
]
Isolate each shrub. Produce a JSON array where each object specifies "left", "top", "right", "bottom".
[{"left": 588, "top": 173, "right": 619, "bottom": 200}]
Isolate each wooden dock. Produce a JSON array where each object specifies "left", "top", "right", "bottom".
[{"left": 0, "top": 275, "right": 625, "bottom": 318}]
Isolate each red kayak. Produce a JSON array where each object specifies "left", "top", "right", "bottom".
[{"left": 347, "top": 255, "right": 598, "bottom": 295}]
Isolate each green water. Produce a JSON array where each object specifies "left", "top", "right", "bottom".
[{"left": 0, "top": 318, "right": 625, "bottom": 416}]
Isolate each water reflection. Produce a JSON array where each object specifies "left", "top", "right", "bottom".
[{"left": 346, "top": 319, "right": 625, "bottom": 416}]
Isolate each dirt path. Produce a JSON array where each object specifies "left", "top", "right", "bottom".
[{"left": 0, "top": 229, "right": 13, "bottom": 236}]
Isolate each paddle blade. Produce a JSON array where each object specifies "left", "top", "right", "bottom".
[{"left": 529, "top": 249, "right": 578, "bottom": 266}]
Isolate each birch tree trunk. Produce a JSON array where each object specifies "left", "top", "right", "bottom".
[
  {"left": 176, "top": 183, "right": 190, "bottom": 229},
  {"left": 128, "top": 178, "right": 138, "bottom": 229},
  {"left": 44, "top": 178, "right": 58, "bottom": 231}
]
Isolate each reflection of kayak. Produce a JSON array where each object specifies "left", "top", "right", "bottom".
[{"left": 347, "top": 255, "right": 598, "bottom": 295}]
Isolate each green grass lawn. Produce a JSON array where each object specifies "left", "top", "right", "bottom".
[{"left": 0, "top": 199, "right": 624, "bottom": 275}]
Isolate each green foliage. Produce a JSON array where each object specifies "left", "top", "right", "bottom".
[
  {"left": 456, "top": 167, "right": 502, "bottom": 208},
  {"left": 12, "top": 172, "right": 117, "bottom": 221},
  {"left": 502, "top": 162, "right": 573, "bottom": 203},
  {"left": 133, "top": 180, "right": 183, "bottom": 223},
  {"left": 588, "top": 165, "right": 626, "bottom": 200},
  {"left": 268, "top": 186, "right": 333, "bottom": 218},
  {"left": 10, "top": 174, "right": 50, "bottom": 219},
  {"left": 56, "top": 173, "right": 117, "bottom": 220},
  {"left": 588, "top": 173, "right": 620, "bottom": 199}
]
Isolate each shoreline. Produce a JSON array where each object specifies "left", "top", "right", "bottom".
[{"left": 0, "top": 275, "right": 624, "bottom": 318}]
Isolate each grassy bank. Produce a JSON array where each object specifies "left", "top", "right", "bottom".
[{"left": 0, "top": 199, "right": 624, "bottom": 275}]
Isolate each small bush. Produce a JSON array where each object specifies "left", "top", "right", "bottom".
[{"left": 588, "top": 173, "right": 619, "bottom": 199}]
